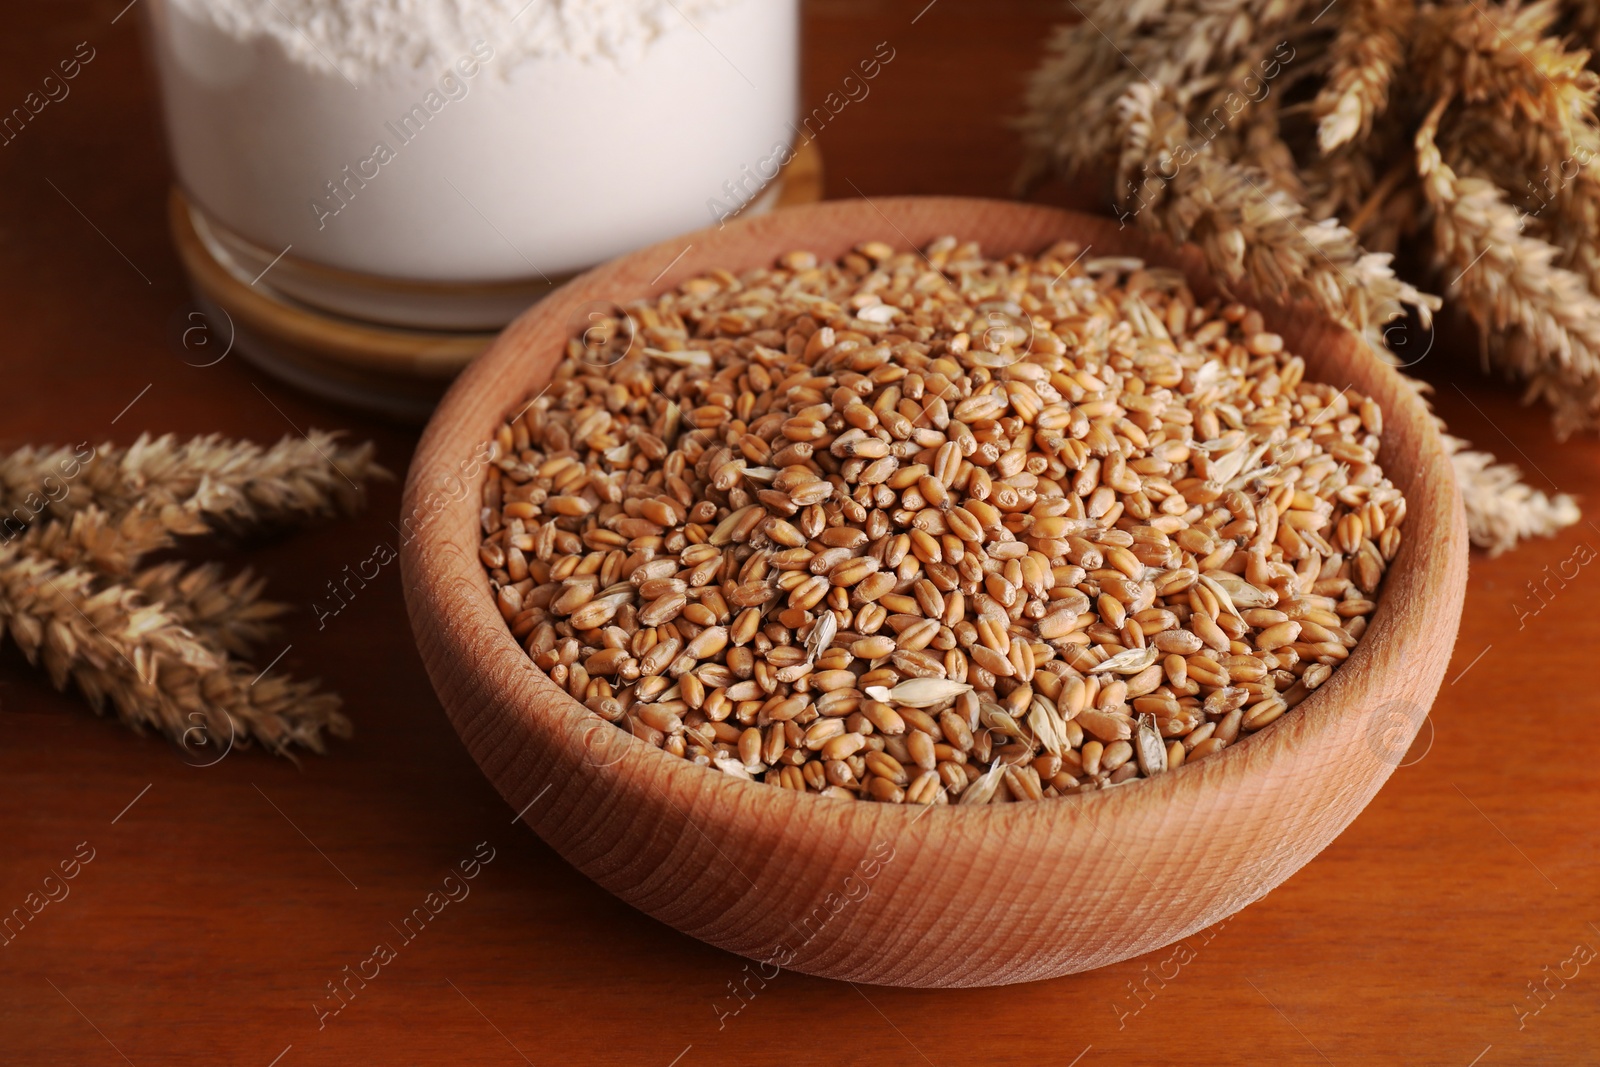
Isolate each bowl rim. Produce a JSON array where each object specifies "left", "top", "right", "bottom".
[{"left": 401, "top": 194, "right": 1466, "bottom": 839}]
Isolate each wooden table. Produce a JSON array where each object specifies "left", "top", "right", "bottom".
[{"left": 3, "top": 2, "right": 1596, "bottom": 1063}]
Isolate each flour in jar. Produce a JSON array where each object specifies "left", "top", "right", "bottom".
[
  {"left": 165, "top": 0, "right": 749, "bottom": 77},
  {"left": 148, "top": 0, "right": 800, "bottom": 286}
]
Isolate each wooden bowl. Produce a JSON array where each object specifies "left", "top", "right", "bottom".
[{"left": 401, "top": 197, "right": 1468, "bottom": 987}]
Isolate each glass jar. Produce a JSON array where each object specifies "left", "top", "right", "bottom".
[{"left": 147, "top": 0, "right": 800, "bottom": 331}]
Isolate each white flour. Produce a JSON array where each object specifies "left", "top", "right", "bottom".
[
  {"left": 148, "top": 0, "right": 798, "bottom": 323},
  {"left": 166, "top": 0, "right": 741, "bottom": 78}
]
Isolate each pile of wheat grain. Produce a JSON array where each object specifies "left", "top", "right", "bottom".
[{"left": 478, "top": 239, "right": 1401, "bottom": 803}]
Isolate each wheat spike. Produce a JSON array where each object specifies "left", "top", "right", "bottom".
[
  {"left": 1417, "top": 96, "right": 1600, "bottom": 435},
  {"left": 0, "top": 546, "right": 345, "bottom": 755},
  {"left": 1114, "top": 82, "right": 1438, "bottom": 348},
  {"left": 1315, "top": 0, "right": 1412, "bottom": 152},
  {"left": 1018, "top": 0, "right": 1316, "bottom": 188},
  {"left": 1019, "top": 0, "right": 1586, "bottom": 554},
  {"left": 0, "top": 431, "right": 388, "bottom": 535},
  {"left": 1447, "top": 438, "right": 1581, "bottom": 554},
  {"left": 131, "top": 561, "right": 289, "bottom": 658},
  {"left": 7, "top": 503, "right": 199, "bottom": 576}
]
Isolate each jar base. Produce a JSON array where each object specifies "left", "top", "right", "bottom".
[
  {"left": 165, "top": 138, "right": 824, "bottom": 418},
  {"left": 187, "top": 195, "right": 573, "bottom": 332},
  {"left": 169, "top": 187, "right": 489, "bottom": 424}
]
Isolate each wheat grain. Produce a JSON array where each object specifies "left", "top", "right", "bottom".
[{"left": 481, "top": 239, "right": 1404, "bottom": 801}]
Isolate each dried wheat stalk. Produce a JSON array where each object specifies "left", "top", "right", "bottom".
[
  {"left": 1020, "top": 0, "right": 1585, "bottom": 553},
  {"left": 0, "top": 431, "right": 384, "bottom": 535},
  {"left": 10, "top": 503, "right": 194, "bottom": 575},
  {"left": 1315, "top": 0, "right": 1410, "bottom": 152},
  {"left": 0, "top": 431, "right": 384, "bottom": 757},
  {"left": 1445, "top": 435, "right": 1582, "bottom": 550},
  {"left": 1417, "top": 97, "right": 1600, "bottom": 436},
  {"left": 131, "top": 562, "right": 289, "bottom": 659},
  {"left": 1111, "top": 83, "right": 1438, "bottom": 351},
  {"left": 0, "top": 546, "right": 347, "bottom": 754}
]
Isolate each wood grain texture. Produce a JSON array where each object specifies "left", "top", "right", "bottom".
[
  {"left": 2, "top": 0, "right": 1597, "bottom": 1062},
  {"left": 401, "top": 197, "right": 1468, "bottom": 986}
]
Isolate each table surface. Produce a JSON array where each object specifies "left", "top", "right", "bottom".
[{"left": 3, "top": 2, "right": 1598, "bottom": 1064}]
